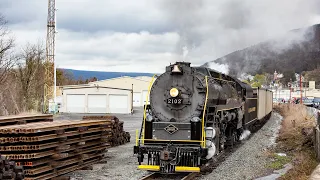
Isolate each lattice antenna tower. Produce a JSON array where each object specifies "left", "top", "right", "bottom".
[{"left": 44, "top": 0, "right": 56, "bottom": 113}]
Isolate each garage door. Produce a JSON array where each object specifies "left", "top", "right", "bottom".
[
  {"left": 66, "top": 94, "right": 85, "bottom": 113},
  {"left": 109, "top": 95, "right": 128, "bottom": 113},
  {"left": 142, "top": 90, "right": 150, "bottom": 105},
  {"left": 133, "top": 92, "right": 141, "bottom": 107},
  {"left": 88, "top": 94, "right": 107, "bottom": 113}
]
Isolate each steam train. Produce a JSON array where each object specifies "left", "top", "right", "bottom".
[{"left": 133, "top": 62, "right": 273, "bottom": 174}]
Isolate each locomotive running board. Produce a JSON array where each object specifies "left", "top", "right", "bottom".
[{"left": 138, "top": 165, "right": 200, "bottom": 172}]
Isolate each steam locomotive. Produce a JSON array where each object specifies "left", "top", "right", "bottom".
[{"left": 133, "top": 62, "right": 273, "bottom": 174}]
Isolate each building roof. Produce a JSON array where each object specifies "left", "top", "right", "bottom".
[
  {"left": 62, "top": 84, "right": 132, "bottom": 91},
  {"left": 61, "top": 84, "right": 91, "bottom": 88},
  {"left": 88, "top": 75, "right": 155, "bottom": 84}
]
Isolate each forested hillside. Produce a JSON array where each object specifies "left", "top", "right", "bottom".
[{"left": 203, "top": 24, "right": 320, "bottom": 85}]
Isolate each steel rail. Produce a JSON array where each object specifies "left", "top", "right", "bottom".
[
  {"left": 139, "top": 173, "right": 159, "bottom": 180},
  {"left": 0, "top": 127, "right": 110, "bottom": 144},
  {"left": 0, "top": 133, "right": 110, "bottom": 151},
  {"left": 0, "top": 114, "right": 53, "bottom": 122},
  {"left": 0, "top": 120, "right": 111, "bottom": 134},
  {"left": 181, "top": 172, "right": 199, "bottom": 180}
]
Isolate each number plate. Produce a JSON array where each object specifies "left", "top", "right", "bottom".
[{"left": 167, "top": 98, "right": 183, "bottom": 104}]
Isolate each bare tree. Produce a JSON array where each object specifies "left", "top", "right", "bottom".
[
  {"left": 17, "top": 42, "right": 45, "bottom": 111},
  {"left": 0, "top": 14, "right": 15, "bottom": 87}
]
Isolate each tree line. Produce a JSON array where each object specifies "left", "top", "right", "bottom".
[{"left": 0, "top": 15, "right": 97, "bottom": 116}]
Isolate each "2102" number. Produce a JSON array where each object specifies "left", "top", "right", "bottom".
[{"left": 167, "top": 98, "right": 182, "bottom": 104}]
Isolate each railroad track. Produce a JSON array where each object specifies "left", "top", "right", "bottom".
[
  {"left": 137, "top": 118, "right": 270, "bottom": 180},
  {"left": 137, "top": 144, "right": 239, "bottom": 180},
  {"left": 139, "top": 172, "right": 199, "bottom": 180}
]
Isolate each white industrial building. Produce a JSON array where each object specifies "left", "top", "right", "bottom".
[
  {"left": 59, "top": 76, "right": 155, "bottom": 114},
  {"left": 88, "top": 76, "right": 155, "bottom": 107}
]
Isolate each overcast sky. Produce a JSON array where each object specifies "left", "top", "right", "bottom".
[{"left": 1, "top": 0, "right": 319, "bottom": 73}]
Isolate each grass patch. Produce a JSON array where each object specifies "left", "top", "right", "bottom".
[
  {"left": 269, "top": 104, "right": 318, "bottom": 180},
  {"left": 280, "top": 149, "right": 318, "bottom": 180},
  {"left": 267, "top": 154, "right": 291, "bottom": 170}
]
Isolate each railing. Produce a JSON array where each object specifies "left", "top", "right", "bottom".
[
  {"left": 139, "top": 75, "right": 157, "bottom": 145},
  {"left": 201, "top": 76, "right": 209, "bottom": 148}
]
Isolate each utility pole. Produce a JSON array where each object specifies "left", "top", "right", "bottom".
[
  {"left": 300, "top": 74, "right": 303, "bottom": 104},
  {"left": 44, "top": 0, "right": 56, "bottom": 113},
  {"left": 289, "top": 79, "right": 292, "bottom": 103}
]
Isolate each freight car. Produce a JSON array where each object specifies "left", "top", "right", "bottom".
[{"left": 134, "top": 62, "right": 273, "bottom": 174}]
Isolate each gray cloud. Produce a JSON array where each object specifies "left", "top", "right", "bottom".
[
  {"left": 0, "top": 0, "right": 319, "bottom": 75},
  {"left": 0, "top": 0, "right": 46, "bottom": 25},
  {"left": 159, "top": 0, "right": 320, "bottom": 71},
  {"left": 0, "top": 0, "right": 172, "bottom": 34},
  {"left": 218, "top": 1, "right": 251, "bottom": 30}
]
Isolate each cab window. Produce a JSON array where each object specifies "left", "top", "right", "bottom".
[{"left": 194, "top": 67, "right": 209, "bottom": 76}]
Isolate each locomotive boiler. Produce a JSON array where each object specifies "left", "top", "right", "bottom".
[{"left": 134, "top": 62, "right": 273, "bottom": 174}]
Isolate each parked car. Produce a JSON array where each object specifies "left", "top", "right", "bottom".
[
  {"left": 313, "top": 97, "right": 320, "bottom": 109},
  {"left": 294, "top": 97, "right": 309, "bottom": 104},
  {"left": 302, "top": 98, "right": 314, "bottom": 107}
]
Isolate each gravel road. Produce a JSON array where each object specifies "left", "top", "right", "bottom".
[{"left": 199, "top": 112, "right": 283, "bottom": 180}]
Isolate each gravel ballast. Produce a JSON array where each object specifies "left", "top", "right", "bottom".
[
  {"left": 68, "top": 141, "right": 148, "bottom": 180},
  {"left": 57, "top": 109, "right": 283, "bottom": 180},
  {"left": 200, "top": 112, "right": 283, "bottom": 180}
]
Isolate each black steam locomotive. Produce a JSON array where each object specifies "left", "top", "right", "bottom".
[{"left": 134, "top": 62, "right": 273, "bottom": 173}]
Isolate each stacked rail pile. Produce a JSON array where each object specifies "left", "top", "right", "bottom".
[
  {"left": 0, "top": 154, "right": 24, "bottom": 180},
  {"left": 83, "top": 116, "right": 131, "bottom": 147},
  {"left": 0, "top": 114, "right": 53, "bottom": 126},
  {"left": 0, "top": 120, "right": 112, "bottom": 180}
]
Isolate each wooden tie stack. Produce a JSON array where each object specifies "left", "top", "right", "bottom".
[
  {"left": 82, "top": 116, "right": 131, "bottom": 146},
  {"left": 0, "top": 114, "right": 112, "bottom": 180},
  {"left": 0, "top": 114, "right": 53, "bottom": 180}
]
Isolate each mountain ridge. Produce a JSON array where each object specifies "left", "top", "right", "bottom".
[
  {"left": 202, "top": 23, "right": 320, "bottom": 77},
  {"left": 59, "top": 68, "right": 155, "bottom": 81}
]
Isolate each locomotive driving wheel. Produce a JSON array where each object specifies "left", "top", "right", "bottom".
[{"left": 225, "top": 125, "right": 239, "bottom": 149}]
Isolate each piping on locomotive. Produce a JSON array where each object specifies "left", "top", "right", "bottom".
[{"left": 133, "top": 62, "right": 273, "bottom": 174}]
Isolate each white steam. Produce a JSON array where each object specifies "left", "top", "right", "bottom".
[
  {"left": 182, "top": 46, "right": 188, "bottom": 61},
  {"left": 239, "top": 73, "right": 254, "bottom": 81},
  {"left": 160, "top": 0, "right": 320, "bottom": 71},
  {"left": 240, "top": 130, "right": 251, "bottom": 141},
  {"left": 208, "top": 62, "right": 229, "bottom": 74}
]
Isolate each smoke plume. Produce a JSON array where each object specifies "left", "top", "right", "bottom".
[
  {"left": 161, "top": 0, "right": 204, "bottom": 59},
  {"left": 160, "top": 0, "right": 320, "bottom": 75}
]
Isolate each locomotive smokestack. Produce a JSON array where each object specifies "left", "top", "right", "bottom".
[
  {"left": 176, "top": 62, "right": 191, "bottom": 67},
  {"left": 172, "top": 65, "right": 182, "bottom": 73}
]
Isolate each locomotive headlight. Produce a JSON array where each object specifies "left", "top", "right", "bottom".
[{"left": 169, "top": 88, "right": 179, "bottom": 97}]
